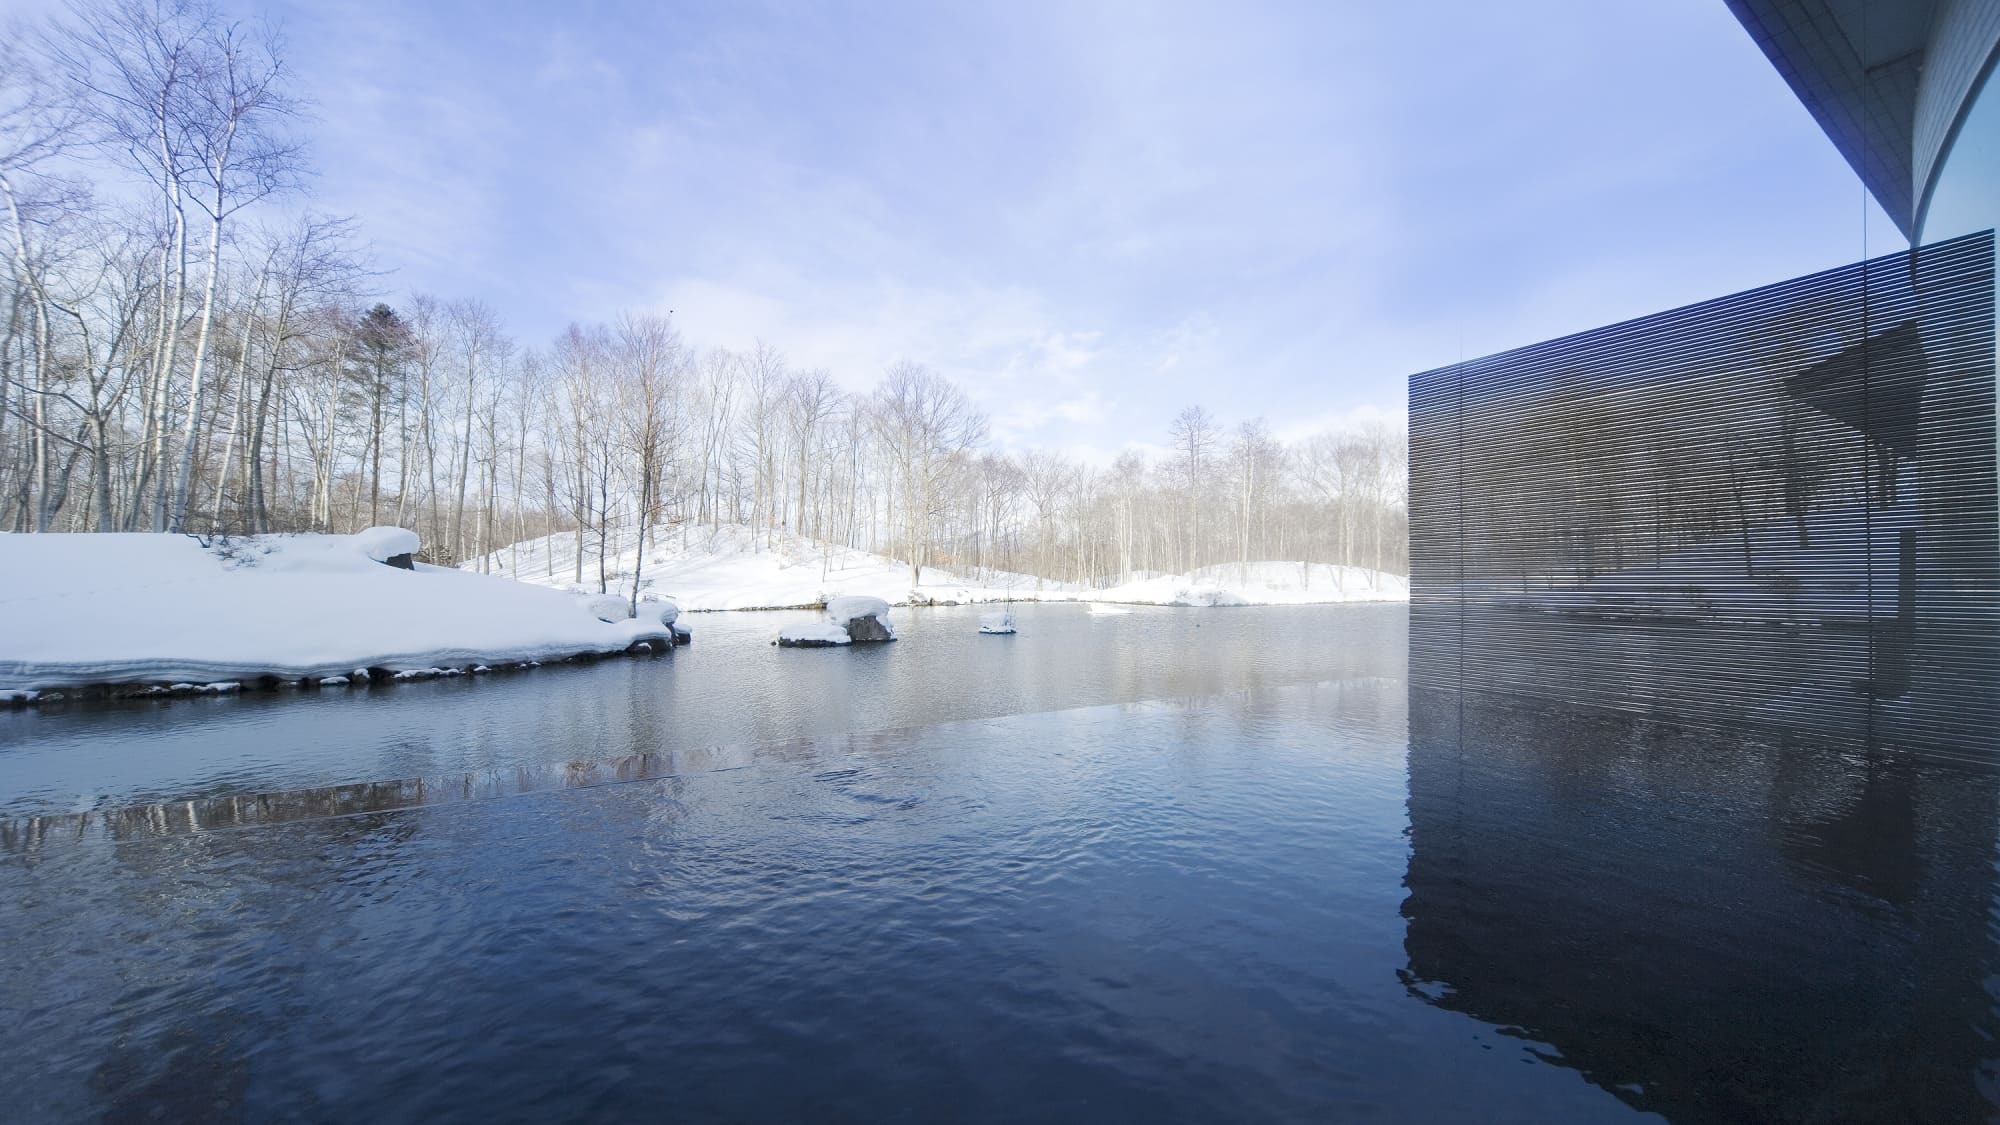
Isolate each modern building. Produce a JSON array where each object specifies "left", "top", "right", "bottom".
[
  {"left": 1407, "top": 0, "right": 1999, "bottom": 755},
  {"left": 1725, "top": 0, "right": 2000, "bottom": 247},
  {"left": 1395, "top": 10, "right": 2000, "bottom": 1116}
]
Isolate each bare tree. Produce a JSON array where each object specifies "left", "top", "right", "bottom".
[
  {"left": 612, "top": 312, "right": 683, "bottom": 612},
  {"left": 165, "top": 10, "right": 301, "bottom": 531},
  {"left": 786, "top": 367, "right": 840, "bottom": 539},
  {"left": 445, "top": 298, "right": 504, "bottom": 563},
  {"left": 1168, "top": 404, "right": 1218, "bottom": 571},
  {"left": 870, "top": 361, "right": 987, "bottom": 585}
]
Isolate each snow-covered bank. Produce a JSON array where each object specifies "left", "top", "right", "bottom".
[
  {"left": 469, "top": 523, "right": 1408, "bottom": 610},
  {"left": 469, "top": 523, "right": 1065, "bottom": 611},
  {"left": 1091, "top": 561, "right": 1409, "bottom": 607},
  {"left": 0, "top": 531, "right": 680, "bottom": 694}
]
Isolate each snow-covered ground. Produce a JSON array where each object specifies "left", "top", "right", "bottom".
[
  {"left": 0, "top": 530, "right": 678, "bottom": 692},
  {"left": 469, "top": 522, "right": 1067, "bottom": 611},
  {"left": 469, "top": 523, "right": 1409, "bottom": 610},
  {"left": 1091, "top": 561, "right": 1409, "bottom": 607}
]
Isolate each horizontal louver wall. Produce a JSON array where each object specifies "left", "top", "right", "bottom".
[{"left": 1410, "top": 231, "right": 1997, "bottom": 758}]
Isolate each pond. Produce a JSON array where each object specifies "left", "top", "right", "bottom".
[
  {"left": 0, "top": 602, "right": 1404, "bottom": 820},
  {"left": 1, "top": 603, "right": 1994, "bottom": 1121}
]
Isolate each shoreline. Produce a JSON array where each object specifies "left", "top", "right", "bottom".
[{"left": 0, "top": 530, "right": 689, "bottom": 705}]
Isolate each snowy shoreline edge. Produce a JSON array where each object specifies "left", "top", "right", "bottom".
[{"left": 1, "top": 529, "right": 686, "bottom": 705}]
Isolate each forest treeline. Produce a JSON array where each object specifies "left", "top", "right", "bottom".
[{"left": 0, "top": 0, "right": 1407, "bottom": 589}]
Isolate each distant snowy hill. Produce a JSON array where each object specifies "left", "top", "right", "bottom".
[
  {"left": 468, "top": 523, "right": 1408, "bottom": 610},
  {"left": 1099, "top": 561, "right": 1410, "bottom": 607},
  {"left": 466, "top": 523, "right": 1068, "bottom": 611}
]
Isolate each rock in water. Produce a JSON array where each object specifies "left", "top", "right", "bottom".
[
  {"left": 776, "top": 594, "right": 895, "bottom": 646},
  {"left": 979, "top": 610, "right": 1016, "bottom": 635},
  {"left": 845, "top": 614, "right": 895, "bottom": 642},
  {"left": 825, "top": 594, "right": 896, "bottom": 643}
]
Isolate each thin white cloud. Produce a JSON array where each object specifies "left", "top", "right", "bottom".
[{"left": 254, "top": 0, "right": 1887, "bottom": 457}]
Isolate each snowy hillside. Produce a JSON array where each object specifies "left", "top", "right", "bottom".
[
  {"left": 468, "top": 522, "right": 1069, "bottom": 611},
  {"left": 0, "top": 530, "right": 678, "bottom": 693},
  {"left": 1095, "top": 561, "right": 1410, "bottom": 607},
  {"left": 469, "top": 523, "right": 1409, "bottom": 609}
]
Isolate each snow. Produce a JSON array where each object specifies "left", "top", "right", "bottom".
[
  {"left": 1089, "top": 562, "right": 1411, "bottom": 607},
  {"left": 353, "top": 525, "right": 420, "bottom": 563},
  {"left": 777, "top": 593, "right": 895, "bottom": 647},
  {"left": 0, "top": 530, "right": 678, "bottom": 691},
  {"left": 979, "top": 610, "right": 1016, "bottom": 634},
  {"left": 467, "top": 522, "right": 1408, "bottom": 611},
  {"left": 467, "top": 522, "right": 1063, "bottom": 612},
  {"left": 825, "top": 594, "right": 892, "bottom": 627},
  {"left": 776, "top": 623, "right": 852, "bottom": 647}
]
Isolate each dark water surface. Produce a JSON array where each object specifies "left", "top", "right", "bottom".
[{"left": 2, "top": 603, "right": 1996, "bottom": 1121}]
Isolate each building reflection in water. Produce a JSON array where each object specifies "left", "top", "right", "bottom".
[
  {"left": 1401, "top": 681, "right": 2000, "bottom": 1120},
  {"left": 1408, "top": 233, "right": 1997, "bottom": 753},
  {"left": 1402, "top": 228, "right": 2000, "bottom": 1117}
]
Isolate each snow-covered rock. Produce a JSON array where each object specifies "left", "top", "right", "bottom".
[
  {"left": 354, "top": 525, "right": 421, "bottom": 566},
  {"left": 777, "top": 623, "right": 852, "bottom": 647},
  {"left": 640, "top": 596, "right": 680, "bottom": 626},
  {"left": 979, "top": 610, "right": 1016, "bottom": 634},
  {"left": 775, "top": 593, "right": 898, "bottom": 647},
  {"left": 824, "top": 595, "right": 895, "bottom": 642}
]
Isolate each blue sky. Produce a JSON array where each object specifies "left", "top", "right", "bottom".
[{"left": 254, "top": 0, "right": 1889, "bottom": 458}]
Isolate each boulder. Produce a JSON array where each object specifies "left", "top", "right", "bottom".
[
  {"left": 779, "top": 595, "right": 895, "bottom": 647},
  {"left": 825, "top": 594, "right": 896, "bottom": 643},
  {"left": 845, "top": 614, "right": 895, "bottom": 642}
]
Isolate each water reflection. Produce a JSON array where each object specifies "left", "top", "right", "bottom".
[
  {"left": 0, "top": 602, "right": 1406, "bottom": 820},
  {"left": 1402, "top": 685, "right": 2000, "bottom": 1119},
  {"left": 0, "top": 747, "right": 753, "bottom": 851},
  {"left": 0, "top": 682, "right": 1655, "bottom": 1123}
]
